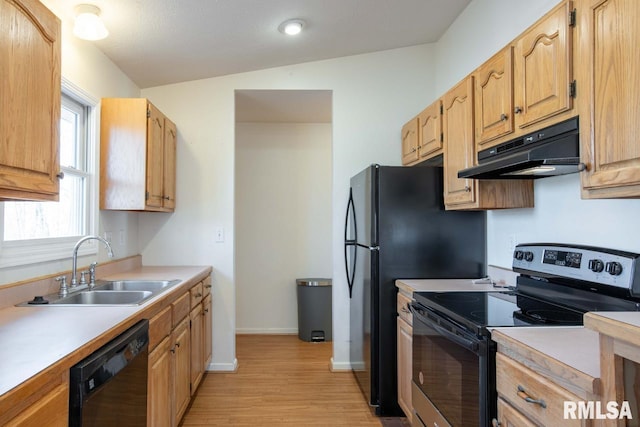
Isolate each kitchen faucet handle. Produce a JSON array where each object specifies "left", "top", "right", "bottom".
[
  {"left": 88, "top": 262, "right": 98, "bottom": 287},
  {"left": 79, "top": 271, "right": 88, "bottom": 285},
  {"left": 55, "top": 276, "right": 68, "bottom": 297}
]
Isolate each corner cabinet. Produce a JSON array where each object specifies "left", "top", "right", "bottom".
[
  {"left": 0, "top": 0, "right": 62, "bottom": 201},
  {"left": 577, "top": 0, "right": 640, "bottom": 198},
  {"left": 100, "top": 98, "right": 177, "bottom": 211},
  {"left": 443, "top": 77, "right": 534, "bottom": 210}
]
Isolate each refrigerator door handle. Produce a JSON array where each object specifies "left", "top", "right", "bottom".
[{"left": 344, "top": 189, "right": 357, "bottom": 298}]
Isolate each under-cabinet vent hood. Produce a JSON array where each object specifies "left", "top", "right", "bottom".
[{"left": 458, "top": 117, "right": 585, "bottom": 179}]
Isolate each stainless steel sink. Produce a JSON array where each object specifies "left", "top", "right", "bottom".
[
  {"left": 17, "top": 279, "right": 182, "bottom": 307},
  {"left": 94, "top": 279, "right": 180, "bottom": 292},
  {"left": 52, "top": 290, "right": 153, "bottom": 305}
]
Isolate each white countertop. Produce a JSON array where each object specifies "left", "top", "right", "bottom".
[{"left": 0, "top": 265, "right": 210, "bottom": 398}]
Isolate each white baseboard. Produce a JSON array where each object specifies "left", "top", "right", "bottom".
[
  {"left": 330, "top": 357, "right": 351, "bottom": 372},
  {"left": 236, "top": 328, "right": 297, "bottom": 334},
  {"left": 206, "top": 358, "right": 238, "bottom": 372}
]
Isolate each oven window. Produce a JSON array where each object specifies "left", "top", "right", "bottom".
[{"left": 413, "top": 317, "right": 482, "bottom": 426}]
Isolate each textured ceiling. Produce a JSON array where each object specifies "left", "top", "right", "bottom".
[{"left": 42, "top": 0, "right": 471, "bottom": 89}]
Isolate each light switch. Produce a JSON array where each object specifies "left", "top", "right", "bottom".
[{"left": 215, "top": 227, "right": 224, "bottom": 243}]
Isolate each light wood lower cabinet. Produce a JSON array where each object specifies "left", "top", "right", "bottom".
[
  {"left": 496, "top": 352, "right": 591, "bottom": 427},
  {"left": 5, "top": 379, "right": 68, "bottom": 427},
  {"left": 396, "top": 291, "right": 413, "bottom": 424},
  {"left": 147, "top": 275, "right": 212, "bottom": 427}
]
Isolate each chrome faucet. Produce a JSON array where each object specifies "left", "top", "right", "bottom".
[{"left": 71, "top": 236, "right": 114, "bottom": 287}]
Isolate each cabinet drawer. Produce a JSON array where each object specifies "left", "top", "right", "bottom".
[
  {"left": 172, "top": 292, "right": 190, "bottom": 327},
  {"left": 397, "top": 292, "right": 412, "bottom": 326},
  {"left": 203, "top": 276, "right": 212, "bottom": 297},
  {"left": 149, "top": 305, "right": 172, "bottom": 350},
  {"left": 496, "top": 353, "right": 585, "bottom": 427},
  {"left": 190, "top": 282, "right": 204, "bottom": 308}
]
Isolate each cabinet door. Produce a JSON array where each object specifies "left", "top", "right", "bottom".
[
  {"left": 203, "top": 294, "right": 213, "bottom": 367},
  {"left": 190, "top": 303, "right": 204, "bottom": 394},
  {"left": 475, "top": 46, "right": 514, "bottom": 148},
  {"left": 397, "top": 317, "right": 413, "bottom": 424},
  {"left": 5, "top": 382, "right": 68, "bottom": 427},
  {"left": 148, "top": 336, "right": 172, "bottom": 427},
  {"left": 173, "top": 317, "right": 191, "bottom": 425},
  {"left": 578, "top": 0, "right": 640, "bottom": 198},
  {"left": 514, "top": 1, "right": 573, "bottom": 129},
  {"left": 0, "top": 0, "right": 61, "bottom": 201},
  {"left": 163, "top": 117, "right": 177, "bottom": 210},
  {"left": 146, "top": 103, "right": 165, "bottom": 208},
  {"left": 401, "top": 117, "right": 419, "bottom": 165},
  {"left": 497, "top": 397, "right": 537, "bottom": 427},
  {"left": 443, "top": 77, "right": 476, "bottom": 207},
  {"left": 418, "top": 101, "right": 443, "bottom": 161}
]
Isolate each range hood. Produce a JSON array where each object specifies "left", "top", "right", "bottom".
[{"left": 458, "top": 117, "right": 585, "bottom": 179}]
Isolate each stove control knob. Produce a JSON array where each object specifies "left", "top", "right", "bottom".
[
  {"left": 605, "top": 261, "right": 623, "bottom": 276},
  {"left": 514, "top": 250, "right": 524, "bottom": 260},
  {"left": 524, "top": 251, "right": 534, "bottom": 262},
  {"left": 588, "top": 259, "right": 605, "bottom": 273}
]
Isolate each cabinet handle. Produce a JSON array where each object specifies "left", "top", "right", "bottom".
[
  {"left": 195, "top": 293, "right": 202, "bottom": 298},
  {"left": 205, "top": 284, "right": 212, "bottom": 289},
  {"left": 203, "top": 308, "right": 209, "bottom": 314},
  {"left": 170, "top": 345, "right": 177, "bottom": 354},
  {"left": 517, "top": 385, "right": 547, "bottom": 408},
  {"left": 163, "top": 196, "right": 171, "bottom": 200},
  {"left": 56, "top": 171, "right": 65, "bottom": 180},
  {"left": 500, "top": 113, "right": 508, "bottom": 121},
  {"left": 514, "top": 106, "right": 522, "bottom": 114},
  {"left": 464, "top": 185, "right": 471, "bottom": 192},
  {"left": 491, "top": 419, "right": 501, "bottom": 427},
  {"left": 400, "top": 306, "right": 410, "bottom": 314}
]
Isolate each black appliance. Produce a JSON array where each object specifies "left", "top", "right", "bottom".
[
  {"left": 344, "top": 164, "right": 486, "bottom": 416},
  {"left": 411, "top": 243, "right": 640, "bottom": 427},
  {"left": 69, "top": 320, "right": 149, "bottom": 426},
  {"left": 457, "top": 116, "right": 585, "bottom": 179}
]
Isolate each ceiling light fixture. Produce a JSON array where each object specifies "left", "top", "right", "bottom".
[
  {"left": 73, "top": 4, "right": 109, "bottom": 41},
  {"left": 278, "top": 19, "right": 305, "bottom": 36}
]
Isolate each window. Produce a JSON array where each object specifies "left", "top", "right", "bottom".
[{"left": 0, "top": 81, "right": 97, "bottom": 268}]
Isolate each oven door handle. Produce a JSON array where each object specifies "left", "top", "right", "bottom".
[{"left": 410, "top": 304, "right": 479, "bottom": 353}]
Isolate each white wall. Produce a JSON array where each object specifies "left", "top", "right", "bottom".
[
  {"left": 235, "top": 123, "right": 332, "bottom": 333},
  {"left": 0, "top": 2, "right": 140, "bottom": 285},
  {"left": 434, "top": 0, "right": 640, "bottom": 267},
  {"left": 140, "top": 44, "right": 436, "bottom": 370}
]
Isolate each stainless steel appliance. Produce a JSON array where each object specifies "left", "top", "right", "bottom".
[
  {"left": 344, "top": 164, "right": 486, "bottom": 416},
  {"left": 411, "top": 243, "right": 640, "bottom": 427},
  {"left": 69, "top": 320, "right": 149, "bottom": 426}
]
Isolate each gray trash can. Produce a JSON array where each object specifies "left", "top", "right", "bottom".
[{"left": 296, "top": 278, "right": 332, "bottom": 342}]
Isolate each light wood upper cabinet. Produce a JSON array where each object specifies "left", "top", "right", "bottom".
[
  {"left": 474, "top": 46, "right": 514, "bottom": 148},
  {"left": 100, "top": 98, "right": 177, "bottom": 212},
  {"left": 443, "top": 77, "right": 477, "bottom": 207},
  {"left": 0, "top": 0, "right": 61, "bottom": 201},
  {"left": 577, "top": 0, "right": 640, "bottom": 198},
  {"left": 443, "top": 77, "right": 534, "bottom": 210},
  {"left": 513, "top": 1, "right": 574, "bottom": 130},
  {"left": 401, "top": 117, "right": 419, "bottom": 165},
  {"left": 417, "top": 100, "right": 443, "bottom": 162}
]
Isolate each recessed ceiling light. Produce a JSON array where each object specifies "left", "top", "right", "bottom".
[{"left": 278, "top": 19, "right": 305, "bottom": 36}]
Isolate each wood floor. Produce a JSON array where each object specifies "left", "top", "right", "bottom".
[{"left": 180, "top": 334, "right": 384, "bottom": 426}]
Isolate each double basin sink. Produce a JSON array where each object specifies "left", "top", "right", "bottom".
[{"left": 20, "top": 279, "right": 181, "bottom": 306}]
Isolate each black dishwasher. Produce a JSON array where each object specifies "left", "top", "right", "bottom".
[{"left": 69, "top": 319, "right": 149, "bottom": 426}]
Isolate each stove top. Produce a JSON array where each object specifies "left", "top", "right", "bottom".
[{"left": 413, "top": 290, "right": 586, "bottom": 336}]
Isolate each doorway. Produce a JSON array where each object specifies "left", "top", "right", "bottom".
[{"left": 234, "top": 89, "right": 333, "bottom": 334}]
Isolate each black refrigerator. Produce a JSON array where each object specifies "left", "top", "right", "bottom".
[{"left": 344, "top": 164, "right": 486, "bottom": 416}]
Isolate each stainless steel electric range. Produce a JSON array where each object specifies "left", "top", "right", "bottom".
[{"left": 411, "top": 243, "right": 640, "bottom": 427}]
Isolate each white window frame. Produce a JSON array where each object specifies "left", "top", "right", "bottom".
[{"left": 0, "top": 78, "right": 99, "bottom": 268}]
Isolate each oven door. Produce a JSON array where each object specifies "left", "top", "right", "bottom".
[{"left": 411, "top": 303, "right": 493, "bottom": 427}]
